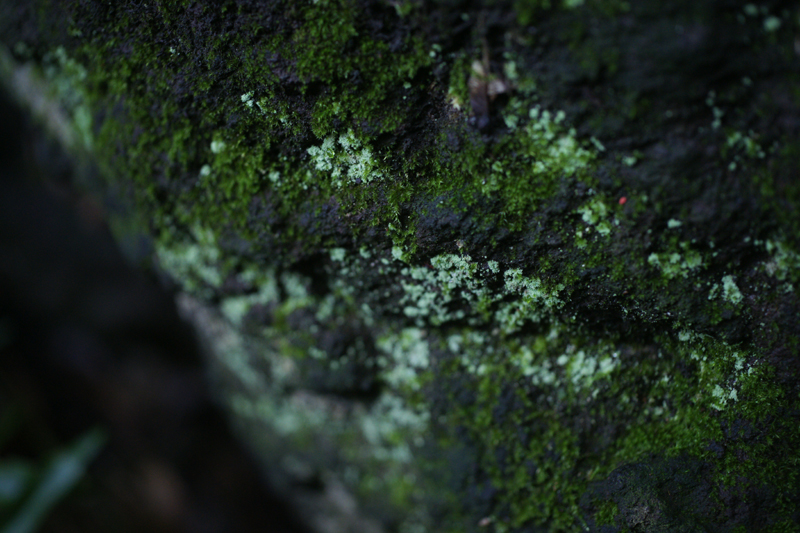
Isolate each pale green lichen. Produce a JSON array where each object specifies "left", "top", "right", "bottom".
[
  {"left": 486, "top": 98, "right": 598, "bottom": 204},
  {"left": 155, "top": 225, "right": 226, "bottom": 296},
  {"left": 220, "top": 267, "right": 279, "bottom": 326},
  {"left": 647, "top": 244, "right": 704, "bottom": 279},
  {"left": 721, "top": 274, "right": 743, "bottom": 305},
  {"left": 210, "top": 139, "right": 226, "bottom": 154},
  {"left": 279, "top": 272, "right": 313, "bottom": 314},
  {"left": 725, "top": 130, "right": 766, "bottom": 164},
  {"left": 388, "top": 250, "right": 564, "bottom": 332},
  {"left": 359, "top": 393, "right": 429, "bottom": 461},
  {"left": 557, "top": 346, "right": 620, "bottom": 390},
  {"left": 397, "top": 253, "right": 487, "bottom": 326},
  {"left": 763, "top": 16, "right": 781, "bottom": 32},
  {"left": 576, "top": 196, "right": 614, "bottom": 237},
  {"left": 497, "top": 268, "right": 565, "bottom": 333},
  {"left": 329, "top": 247, "right": 347, "bottom": 262},
  {"left": 708, "top": 282, "right": 719, "bottom": 300},
  {"left": 762, "top": 239, "right": 800, "bottom": 290},
  {"left": 306, "top": 129, "right": 384, "bottom": 187},
  {"left": 525, "top": 106, "right": 594, "bottom": 176},
  {"left": 182, "top": 260, "right": 435, "bottom": 531},
  {"left": 515, "top": 344, "right": 558, "bottom": 385},
  {"left": 667, "top": 218, "right": 682, "bottom": 229},
  {"left": 1, "top": 44, "right": 93, "bottom": 153},
  {"left": 622, "top": 155, "right": 637, "bottom": 167},
  {"left": 444, "top": 326, "right": 623, "bottom": 397},
  {"left": 578, "top": 197, "right": 608, "bottom": 225},
  {"left": 392, "top": 245, "right": 407, "bottom": 262},
  {"left": 376, "top": 328, "right": 431, "bottom": 391},
  {"left": 42, "top": 46, "right": 93, "bottom": 150},
  {"left": 682, "top": 334, "right": 751, "bottom": 411}
]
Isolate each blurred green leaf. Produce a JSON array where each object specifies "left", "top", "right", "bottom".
[
  {"left": 1, "top": 427, "right": 105, "bottom": 533},
  {"left": 0, "top": 461, "right": 34, "bottom": 505}
]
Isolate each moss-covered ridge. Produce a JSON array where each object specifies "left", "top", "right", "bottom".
[{"left": 3, "top": 0, "right": 800, "bottom": 531}]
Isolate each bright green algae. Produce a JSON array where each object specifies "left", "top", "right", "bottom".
[{"left": 5, "top": 0, "right": 800, "bottom": 531}]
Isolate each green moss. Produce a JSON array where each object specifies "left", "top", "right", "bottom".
[
  {"left": 513, "top": 0, "right": 628, "bottom": 27},
  {"left": 416, "top": 301, "right": 797, "bottom": 529},
  {"left": 753, "top": 139, "right": 800, "bottom": 245},
  {"left": 594, "top": 498, "right": 619, "bottom": 526},
  {"left": 35, "top": 0, "right": 436, "bottom": 252},
  {"left": 423, "top": 95, "right": 601, "bottom": 236},
  {"left": 283, "top": 0, "right": 431, "bottom": 138},
  {"left": 9, "top": 1, "right": 800, "bottom": 530},
  {"left": 446, "top": 52, "right": 472, "bottom": 112},
  {"left": 437, "top": 331, "right": 618, "bottom": 529}
]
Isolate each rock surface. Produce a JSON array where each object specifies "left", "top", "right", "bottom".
[{"left": 2, "top": 1, "right": 799, "bottom": 531}]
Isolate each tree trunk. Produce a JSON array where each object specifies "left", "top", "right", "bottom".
[{"left": 2, "top": 0, "right": 799, "bottom": 531}]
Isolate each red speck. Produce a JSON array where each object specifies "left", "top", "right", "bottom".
[{"left": 618, "top": 196, "right": 627, "bottom": 205}]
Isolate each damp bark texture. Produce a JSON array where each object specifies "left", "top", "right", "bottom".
[{"left": 2, "top": 1, "right": 799, "bottom": 532}]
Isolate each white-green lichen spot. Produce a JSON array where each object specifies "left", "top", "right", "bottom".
[
  {"left": 762, "top": 240, "right": 800, "bottom": 291},
  {"left": 526, "top": 106, "right": 594, "bottom": 176},
  {"left": 376, "top": 328, "right": 431, "bottom": 391},
  {"left": 647, "top": 242, "right": 704, "bottom": 280},
  {"left": 155, "top": 225, "right": 224, "bottom": 296},
  {"left": 763, "top": 16, "right": 781, "bottom": 32},
  {"left": 329, "top": 247, "right": 347, "bottom": 262},
  {"left": 556, "top": 347, "right": 619, "bottom": 390},
  {"left": 710, "top": 384, "right": 739, "bottom": 410},
  {"left": 721, "top": 275, "right": 743, "bottom": 305},
  {"left": 220, "top": 271, "right": 279, "bottom": 326},
  {"left": 306, "top": 129, "right": 383, "bottom": 187},
  {"left": 210, "top": 139, "right": 226, "bottom": 153},
  {"left": 576, "top": 197, "right": 613, "bottom": 237}
]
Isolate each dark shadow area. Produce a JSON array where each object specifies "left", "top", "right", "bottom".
[{"left": 0, "top": 85, "right": 310, "bottom": 533}]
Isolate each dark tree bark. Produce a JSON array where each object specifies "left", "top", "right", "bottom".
[{"left": 2, "top": 1, "right": 799, "bottom": 531}]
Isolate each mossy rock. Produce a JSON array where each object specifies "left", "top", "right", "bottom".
[{"left": 1, "top": 0, "right": 799, "bottom": 531}]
